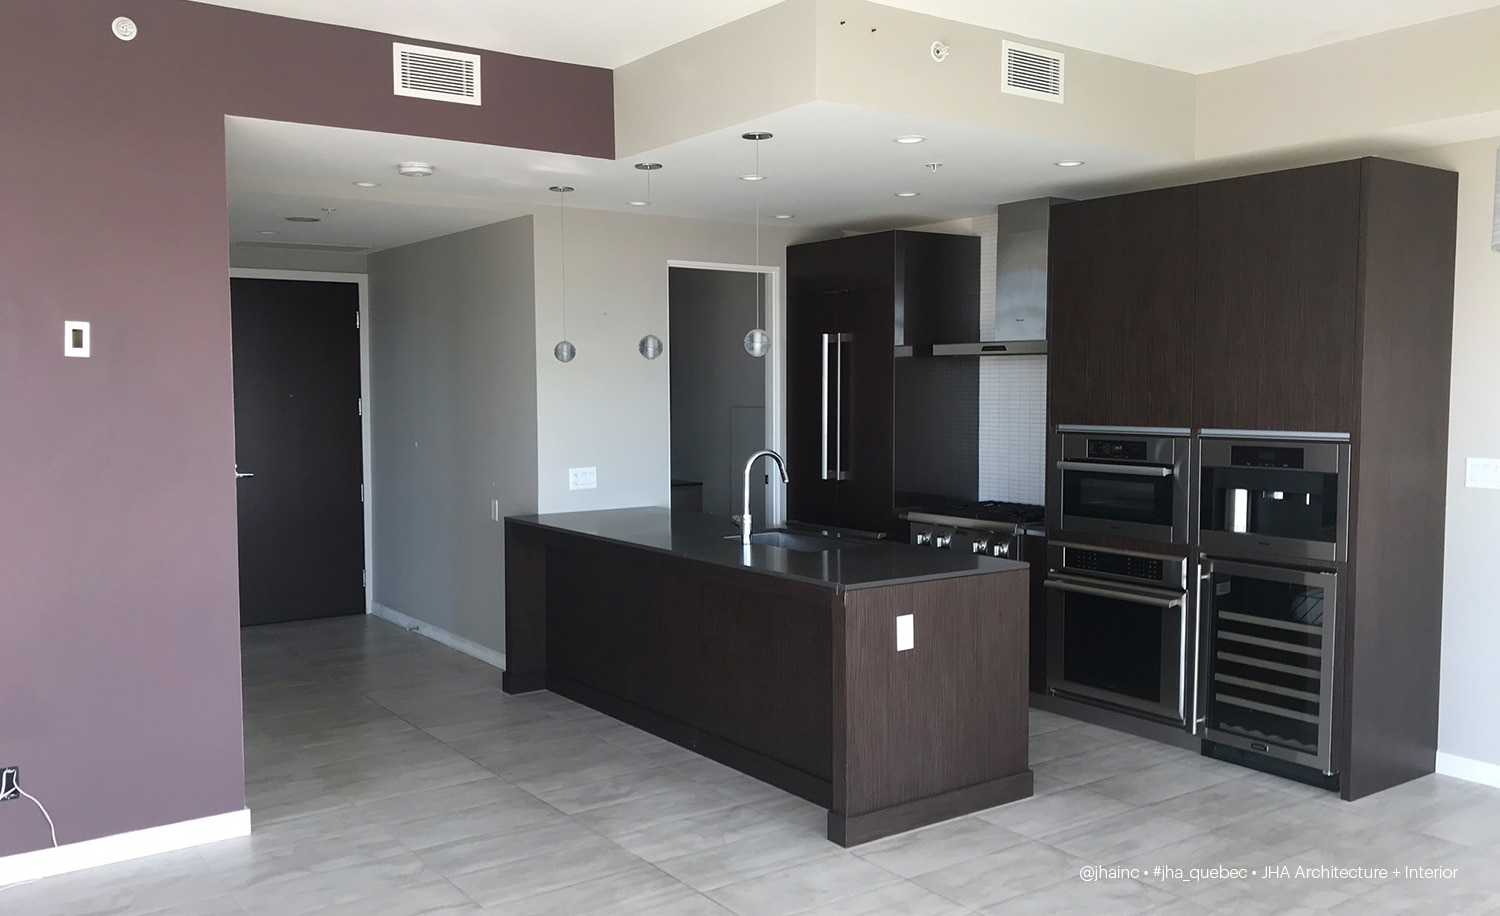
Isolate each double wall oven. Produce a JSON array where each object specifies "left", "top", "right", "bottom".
[{"left": 1045, "top": 427, "right": 1198, "bottom": 728}]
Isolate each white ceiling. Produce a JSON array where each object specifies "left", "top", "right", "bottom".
[
  {"left": 225, "top": 107, "right": 1167, "bottom": 251},
  {"left": 188, "top": 0, "right": 1500, "bottom": 72}
]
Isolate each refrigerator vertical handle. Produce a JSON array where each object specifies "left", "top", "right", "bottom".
[
  {"left": 834, "top": 333, "right": 851, "bottom": 481},
  {"left": 821, "top": 333, "right": 834, "bottom": 480}
]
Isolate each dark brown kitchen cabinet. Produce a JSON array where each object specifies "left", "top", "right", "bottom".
[
  {"left": 1047, "top": 186, "right": 1198, "bottom": 428},
  {"left": 1194, "top": 161, "right": 1362, "bottom": 431},
  {"left": 1044, "top": 157, "right": 1459, "bottom": 803},
  {"left": 786, "top": 231, "right": 978, "bottom": 535}
]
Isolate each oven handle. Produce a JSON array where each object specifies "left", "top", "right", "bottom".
[
  {"left": 1043, "top": 578, "right": 1184, "bottom": 608},
  {"left": 1055, "top": 461, "right": 1173, "bottom": 478}
]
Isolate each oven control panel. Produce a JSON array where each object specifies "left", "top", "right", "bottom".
[
  {"left": 1087, "top": 438, "right": 1148, "bottom": 461},
  {"left": 1053, "top": 543, "right": 1186, "bottom": 590}
]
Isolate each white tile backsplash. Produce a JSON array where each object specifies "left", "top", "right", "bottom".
[{"left": 979, "top": 356, "right": 1047, "bottom": 505}]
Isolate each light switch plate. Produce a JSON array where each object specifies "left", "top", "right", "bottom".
[
  {"left": 569, "top": 467, "right": 597, "bottom": 490},
  {"left": 490, "top": 499, "right": 500, "bottom": 522},
  {"left": 896, "top": 614, "right": 914, "bottom": 652},
  {"left": 64, "top": 321, "right": 90, "bottom": 358},
  {"left": 1466, "top": 457, "right": 1500, "bottom": 489}
]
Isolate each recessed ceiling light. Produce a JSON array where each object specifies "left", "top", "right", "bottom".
[
  {"left": 774, "top": 214, "right": 794, "bottom": 220},
  {"left": 739, "top": 174, "right": 766, "bottom": 182},
  {"left": 397, "top": 161, "right": 435, "bottom": 178},
  {"left": 353, "top": 181, "right": 380, "bottom": 188},
  {"left": 894, "top": 192, "right": 921, "bottom": 198},
  {"left": 895, "top": 135, "right": 926, "bottom": 144},
  {"left": 285, "top": 216, "right": 321, "bottom": 223},
  {"left": 628, "top": 200, "right": 650, "bottom": 207},
  {"left": 258, "top": 230, "right": 279, "bottom": 236},
  {"left": 1055, "top": 160, "right": 1086, "bottom": 167}
]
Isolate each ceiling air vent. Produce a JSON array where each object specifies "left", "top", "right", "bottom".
[
  {"left": 1002, "top": 40, "right": 1064, "bottom": 103},
  {"left": 393, "top": 42, "right": 481, "bottom": 106}
]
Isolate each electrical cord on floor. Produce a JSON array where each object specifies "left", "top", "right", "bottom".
[
  {"left": 0, "top": 780, "right": 59, "bottom": 893},
  {"left": 14, "top": 785, "right": 58, "bottom": 849}
]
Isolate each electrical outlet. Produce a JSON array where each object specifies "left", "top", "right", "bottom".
[
  {"left": 568, "top": 467, "right": 597, "bottom": 490},
  {"left": 0, "top": 767, "right": 18, "bottom": 802}
]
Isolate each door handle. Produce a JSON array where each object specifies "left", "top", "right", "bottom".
[
  {"left": 821, "top": 333, "right": 833, "bottom": 480},
  {"left": 236, "top": 470, "right": 255, "bottom": 479}
]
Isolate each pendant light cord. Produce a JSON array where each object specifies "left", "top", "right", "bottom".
[
  {"left": 754, "top": 138, "right": 763, "bottom": 328},
  {"left": 558, "top": 189, "right": 567, "bottom": 340}
]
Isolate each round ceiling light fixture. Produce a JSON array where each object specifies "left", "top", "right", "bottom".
[
  {"left": 1055, "top": 160, "right": 1086, "bottom": 168},
  {"left": 774, "top": 214, "right": 794, "bottom": 220},
  {"left": 258, "top": 230, "right": 279, "bottom": 236},
  {"left": 285, "top": 216, "right": 321, "bottom": 223},
  {"left": 739, "top": 174, "right": 767, "bottom": 182},
  {"left": 354, "top": 181, "right": 380, "bottom": 188},
  {"left": 894, "top": 191, "right": 921, "bottom": 198},
  {"left": 894, "top": 135, "right": 926, "bottom": 144},
  {"left": 397, "top": 161, "right": 436, "bottom": 178}
]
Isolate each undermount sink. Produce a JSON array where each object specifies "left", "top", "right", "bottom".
[{"left": 723, "top": 530, "right": 865, "bottom": 552}]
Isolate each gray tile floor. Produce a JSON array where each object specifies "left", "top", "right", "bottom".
[{"left": 6, "top": 615, "right": 1500, "bottom": 915}]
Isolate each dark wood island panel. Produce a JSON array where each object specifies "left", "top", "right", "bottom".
[{"left": 502, "top": 510, "right": 1033, "bottom": 845}]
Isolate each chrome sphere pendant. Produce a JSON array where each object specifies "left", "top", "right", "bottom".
[
  {"left": 743, "top": 327, "right": 770, "bottom": 358},
  {"left": 639, "top": 334, "right": 664, "bottom": 360},
  {"left": 554, "top": 340, "right": 577, "bottom": 363}
]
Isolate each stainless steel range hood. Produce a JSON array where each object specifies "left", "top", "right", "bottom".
[{"left": 930, "top": 198, "right": 1058, "bottom": 357}]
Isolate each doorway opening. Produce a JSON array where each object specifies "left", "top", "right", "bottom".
[{"left": 667, "top": 263, "right": 782, "bottom": 527}]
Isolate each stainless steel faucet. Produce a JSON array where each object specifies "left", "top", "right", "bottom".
[{"left": 739, "top": 449, "right": 789, "bottom": 546}]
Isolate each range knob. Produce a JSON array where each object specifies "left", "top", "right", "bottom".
[
  {"left": 934, "top": 533, "right": 952, "bottom": 549},
  {"left": 971, "top": 539, "right": 989, "bottom": 555},
  {"left": 992, "top": 541, "right": 1011, "bottom": 558},
  {"left": 915, "top": 531, "right": 932, "bottom": 546}
]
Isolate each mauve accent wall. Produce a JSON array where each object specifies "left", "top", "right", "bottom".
[{"left": 0, "top": 0, "right": 611, "bottom": 858}]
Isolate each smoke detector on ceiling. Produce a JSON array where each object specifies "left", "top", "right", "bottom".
[
  {"left": 112, "top": 17, "right": 137, "bottom": 41},
  {"left": 397, "top": 162, "right": 435, "bottom": 178}
]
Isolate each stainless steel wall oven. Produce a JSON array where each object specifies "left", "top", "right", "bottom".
[
  {"left": 1051, "top": 427, "right": 1190, "bottom": 545},
  {"left": 1045, "top": 542, "right": 1196, "bottom": 726}
]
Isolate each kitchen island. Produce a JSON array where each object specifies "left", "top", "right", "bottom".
[{"left": 503, "top": 508, "right": 1032, "bottom": 845}]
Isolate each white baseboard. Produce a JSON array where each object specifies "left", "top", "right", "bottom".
[
  {"left": 370, "top": 602, "right": 507, "bottom": 671},
  {"left": 0, "top": 808, "right": 250, "bottom": 887},
  {"left": 1436, "top": 751, "right": 1500, "bottom": 789}
]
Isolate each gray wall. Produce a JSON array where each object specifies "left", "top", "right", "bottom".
[
  {"left": 669, "top": 269, "right": 766, "bottom": 518},
  {"left": 230, "top": 244, "right": 369, "bottom": 274},
  {"left": 368, "top": 217, "right": 537, "bottom": 655}
]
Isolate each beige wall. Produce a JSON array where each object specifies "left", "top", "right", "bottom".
[
  {"left": 532, "top": 205, "right": 820, "bottom": 515},
  {"left": 614, "top": 0, "right": 818, "bottom": 157},
  {"left": 815, "top": 0, "right": 1196, "bottom": 161},
  {"left": 1387, "top": 138, "right": 1500, "bottom": 773},
  {"left": 1197, "top": 7, "right": 1500, "bottom": 160}
]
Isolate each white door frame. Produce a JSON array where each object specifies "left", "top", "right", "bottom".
[
  {"left": 228, "top": 268, "right": 373, "bottom": 613},
  {"left": 665, "top": 259, "right": 785, "bottom": 527}
]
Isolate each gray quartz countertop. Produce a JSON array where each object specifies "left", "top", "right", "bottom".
[{"left": 507, "top": 507, "right": 1028, "bottom": 592}]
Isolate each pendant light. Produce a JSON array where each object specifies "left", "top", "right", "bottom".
[
  {"left": 630, "top": 162, "right": 661, "bottom": 207},
  {"left": 742, "top": 131, "right": 772, "bottom": 359},
  {"left": 550, "top": 186, "right": 576, "bottom": 363}
]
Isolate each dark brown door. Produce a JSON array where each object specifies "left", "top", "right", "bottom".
[
  {"left": 231, "top": 278, "right": 364, "bottom": 626},
  {"left": 1194, "top": 162, "right": 1362, "bottom": 431},
  {"left": 1047, "top": 187, "right": 1198, "bottom": 428}
]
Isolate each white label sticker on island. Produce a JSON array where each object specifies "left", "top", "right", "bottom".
[{"left": 896, "top": 614, "right": 914, "bottom": 652}]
